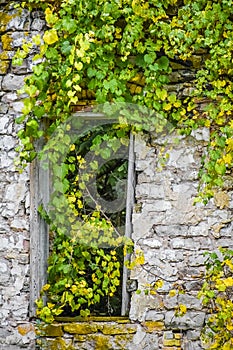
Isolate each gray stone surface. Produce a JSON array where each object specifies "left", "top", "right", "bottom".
[
  {"left": 0, "top": 3, "right": 36, "bottom": 349},
  {"left": 130, "top": 132, "right": 233, "bottom": 347}
]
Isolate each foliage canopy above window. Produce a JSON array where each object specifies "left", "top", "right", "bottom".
[{"left": 14, "top": 0, "right": 233, "bottom": 201}]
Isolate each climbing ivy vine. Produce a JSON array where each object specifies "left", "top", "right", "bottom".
[
  {"left": 13, "top": 0, "right": 233, "bottom": 323},
  {"left": 14, "top": 0, "right": 233, "bottom": 196},
  {"left": 14, "top": 0, "right": 233, "bottom": 202},
  {"left": 198, "top": 248, "right": 233, "bottom": 349}
]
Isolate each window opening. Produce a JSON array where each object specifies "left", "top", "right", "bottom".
[{"left": 30, "top": 113, "right": 135, "bottom": 318}]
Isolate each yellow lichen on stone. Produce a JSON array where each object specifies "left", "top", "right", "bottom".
[
  {"left": 63, "top": 323, "right": 98, "bottom": 334},
  {"left": 130, "top": 73, "right": 145, "bottom": 86},
  {"left": 214, "top": 190, "right": 229, "bottom": 209},
  {"left": 143, "top": 321, "right": 165, "bottom": 332},
  {"left": 0, "top": 52, "right": 8, "bottom": 60},
  {"left": 189, "top": 55, "right": 202, "bottom": 68},
  {"left": 93, "top": 334, "right": 112, "bottom": 350},
  {"left": 74, "top": 334, "right": 86, "bottom": 342},
  {"left": 0, "top": 41, "right": 11, "bottom": 73},
  {"left": 42, "top": 338, "right": 75, "bottom": 350},
  {"left": 1, "top": 33, "right": 12, "bottom": 51},
  {"left": 102, "top": 323, "right": 137, "bottom": 335},
  {"left": 116, "top": 318, "right": 130, "bottom": 324},
  {"left": 17, "top": 323, "right": 35, "bottom": 336},
  {"left": 44, "top": 324, "right": 63, "bottom": 337},
  {"left": 163, "top": 338, "right": 181, "bottom": 346},
  {"left": 174, "top": 333, "right": 182, "bottom": 339},
  {"left": 0, "top": 12, "right": 13, "bottom": 31},
  {"left": 115, "top": 334, "right": 134, "bottom": 349},
  {"left": 0, "top": 60, "right": 9, "bottom": 74},
  {"left": 0, "top": 8, "right": 17, "bottom": 68}
]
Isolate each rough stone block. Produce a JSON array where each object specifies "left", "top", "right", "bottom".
[
  {"left": 143, "top": 321, "right": 165, "bottom": 332},
  {"left": 17, "top": 323, "right": 34, "bottom": 336},
  {"left": 163, "top": 330, "right": 174, "bottom": 339},
  {"left": 142, "top": 238, "right": 162, "bottom": 249},
  {"left": 186, "top": 329, "right": 201, "bottom": 340},
  {"left": 63, "top": 323, "right": 98, "bottom": 334},
  {"left": 165, "top": 311, "right": 205, "bottom": 329},
  {"left": 2, "top": 74, "right": 25, "bottom": 91},
  {"left": 43, "top": 324, "right": 63, "bottom": 337},
  {"left": 163, "top": 338, "right": 181, "bottom": 346},
  {"left": 5, "top": 181, "right": 27, "bottom": 203},
  {"left": 102, "top": 323, "right": 137, "bottom": 335},
  {"left": 145, "top": 311, "right": 165, "bottom": 321}
]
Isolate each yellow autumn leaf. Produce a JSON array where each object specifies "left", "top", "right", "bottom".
[
  {"left": 174, "top": 100, "right": 181, "bottom": 108},
  {"left": 223, "top": 277, "right": 233, "bottom": 287},
  {"left": 222, "top": 341, "right": 232, "bottom": 350},
  {"left": 79, "top": 280, "right": 87, "bottom": 287},
  {"left": 42, "top": 283, "right": 50, "bottom": 291},
  {"left": 74, "top": 61, "right": 83, "bottom": 70},
  {"left": 229, "top": 120, "right": 233, "bottom": 129},
  {"left": 132, "top": 0, "right": 149, "bottom": 16},
  {"left": 68, "top": 195, "right": 76, "bottom": 203},
  {"left": 223, "top": 153, "right": 232, "bottom": 164},
  {"left": 169, "top": 289, "right": 177, "bottom": 297},
  {"left": 76, "top": 49, "right": 85, "bottom": 58},
  {"left": 205, "top": 119, "right": 211, "bottom": 127},
  {"left": 32, "top": 34, "right": 41, "bottom": 46},
  {"left": 77, "top": 199, "right": 83, "bottom": 209},
  {"left": 45, "top": 7, "right": 58, "bottom": 26},
  {"left": 92, "top": 273, "right": 97, "bottom": 283},
  {"left": 150, "top": 290, "right": 157, "bottom": 295},
  {"left": 163, "top": 103, "right": 172, "bottom": 111},
  {"left": 135, "top": 249, "right": 145, "bottom": 265},
  {"left": 179, "top": 304, "right": 187, "bottom": 314},
  {"left": 69, "top": 144, "right": 75, "bottom": 151},
  {"left": 43, "top": 29, "right": 59, "bottom": 45},
  {"left": 47, "top": 302, "right": 55, "bottom": 309},
  {"left": 74, "top": 84, "right": 82, "bottom": 92},
  {"left": 71, "top": 285, "right": 78, "bottom": 293},
  {"left": 226, "top": 137, "right": 233, "bottom": 151},
  {"left": 226, "top": 323, "right": 233, "bottom": 331},
  {"left": 155, "top": 279, "right": 164, "bottom": 289},
  {"left": 225, "top": 259, "right": 233, "bottom": 270}
]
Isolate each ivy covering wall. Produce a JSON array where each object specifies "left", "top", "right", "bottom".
[{"left": 10, "top": 1, "right": 233, "bottom": 348}]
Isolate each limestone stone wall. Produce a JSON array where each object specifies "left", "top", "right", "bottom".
[
  {"left": 0, "top": 2, "right": 43, "bottom": 348},
  {"left": 130, "top": 130, "right": 233, "bottom": 349},
  {"left": 36, "top": 318, "right": 182, "bottom": 350},
  {"left": 1, "top": 3, "right": 233, "bottom": 350}
]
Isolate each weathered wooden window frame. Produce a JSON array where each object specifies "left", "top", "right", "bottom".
[{"left": 29, "top": 112, "right": 135, "bottom": 317}]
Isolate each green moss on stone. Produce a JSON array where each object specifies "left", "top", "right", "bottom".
[
  {"left": 74, "top": 335, "right": 86, "bottom": 342},
  {"left": 102, "top": 324, "right": 137, "bottom": 335},
  {"left": 163, "top": 338, "right": 181, "bottom": 347},
  {"left": 63, "top": 323, "right": 98, "bottom": 334},
  {"left": 0, "top": 7, "right": 18, "bottom": 70},
  {"left": 0, "top": 59, "right": 9, "bottom": 74},
  {"left": 190, "top": 55, "right": 202, "bottom": 68},
  {"left": 93, "top": 334, "right": 112, "bottom": 350},
  {"left": 44, "top": 324, "right": 64, "bottom": 337},
  {"left": 0, "top": 12, "right": 13, "bottom": 31},
  {"left": 143, "top": 321, "right": 165, "bottom": 332},
  {"left": 1, "top": 33, "right": 12, "bottom": 51}
]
